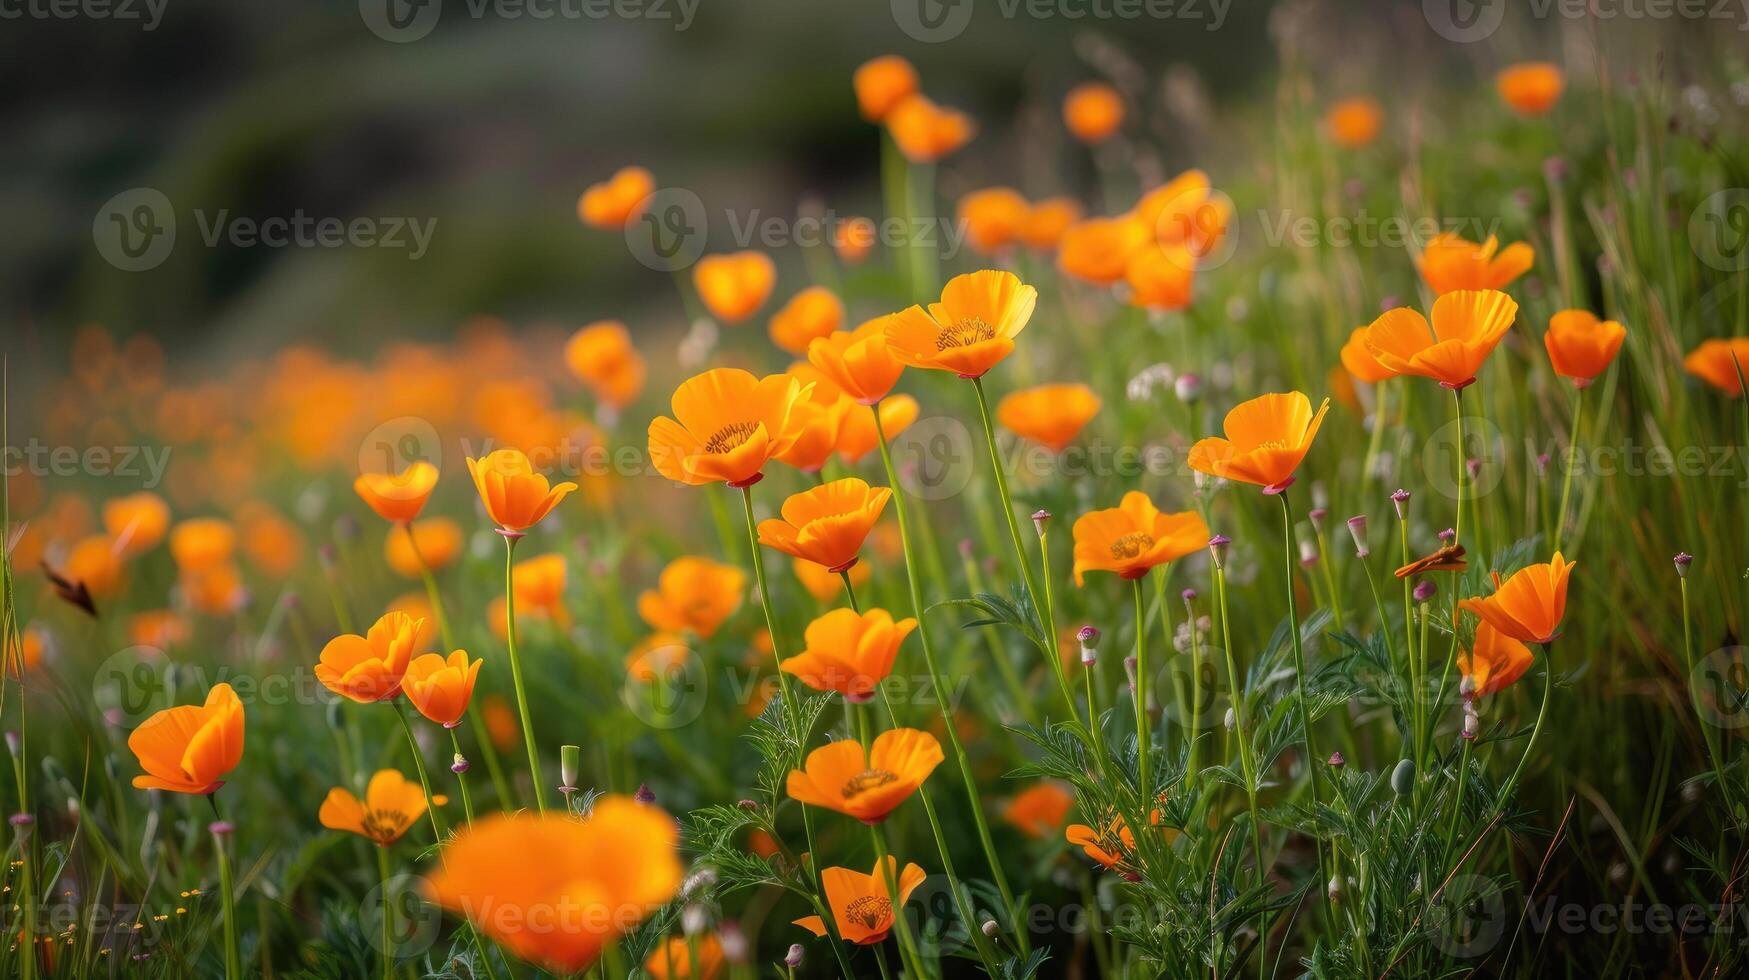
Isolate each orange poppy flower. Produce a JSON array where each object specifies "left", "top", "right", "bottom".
[
  {"left": 103, "top": 491, "right": 170, "bottom": 558},
  {"left": 169, "top": 517, "right": 235, "bottom": 573},
  {"left": 512, "top": 553, "right": 568, "bottom": 623},
  {"left": 885, "top": 93, "right": 974, "bottom": 164},
  {"left": 626, "top": 633, "right": 690, "bottom": 683},
  {"left": 1418, "top": 233, "right": 1534, "bottom": 296},
  {"left": 1497, "top": 62, "right": 1564, "bottom": 116},
  {"left": 1684, "top": 338, "right": 1749, "bottom": 396},
  {"left": 1131, "top": 170, "right": 1213, "bottom": 246},
  {"left": 1323, "top": 97, "right": 1383, "bottom": 148},
  {"left": 9, "top": 627, "right": 46, "bottom": 678},
  {"left": 1058, "top": 215, "right": 1150, "bottom": 285},
  {"left": 237, "top": 502, "right": 303, "bottom": 580},
  {"left": 318, "top": 769, "right": 428, "bottom": 846},
  {"left": 128, "top": 609, "right": 191, "bottom": 650},
  {"left": 853, "top": 55, "right": 919, "bottom": 122},
  {"left": 793, "top": 858, "right": 926, "bottom": 945},
  {"left": 833, "top": 216, "right": 878, "bottom": 264},
  {"left": 1458, "top": 552, "right": 1576, "bottom": 645},
  {"left": 180, "top": 563, "right": 245, "bottom": 616},
  {"left": 808, "top": 316, "right": 907, "bottom": 405},
  {"left": 387, "top": 593, "right": 440, "bottom": 651},
  {"left": 1362, "top": 289, "right": 1520, "bottom": 389},
  {"left": 482, "top": 693, "right": 519, "bottom": 750},
  {"left": 957, "top": 188, "right": 1030, "bottom": 255},
  {"left": 781, "top": 607, "right": 917, "bottom": 702},
  {"left": 1021, "top": 197, "right": 1083, "bottom": 252},
  {"left": 64, "top": 535, "right": 124, "bottom": 598},
  {"left": 795, "top": 554, "right": 870, "bottom": 603},
  {"left": 578, "top": 166, "right": 655, "bottom": 229},
  {"left": 425, "top": 799, "right": 682, "bottom": 975},
  {"left": 128, "top": 682, "right": 244, "bottom": 795},
  {"left": 1457, "top": 622, "right": 1534, "bottom": 699},
  {"left": 1066, "top": 815, "right": 1143, "bottom": 879},
  {"left": 1063, "top": 82, "right": 1124, "bottom": 143},
  {"left": 770, "top": 287, "right": 846, "bottom": 356},
  {"left": 1002, "top": 782, "right": 1074, "bottom": 839},
  {"left": 786, "top": 727, "right": 943, "bottom": 824},
  {"left": 775, "top": 365, "right": 852, "bottom": 474},
  {"left": 1339, "top": 326, "right": 1394, "bottom": 384},
  {"left": 1544, "top": 310, "right": 1627, "bottom": 387},
  {"left": 354, "top": 460, "right": 438, "bottom": 524},
  {"left": 315, "top": 610, "right": 424, "bottom": 703},
  {"left": 1124, "top": 244, "right": 1196, "bottom": 311},
  {"left": 564, "top": 321, "right": 647, "bottom": 409},
  {"left": 647, "top": 368, "right": 814, "bottom": 487},
  {"left": 637, "top": 556, "right": 746, "bottom": 638},
  {"left": 1071, "top": 491, "right": 1210, "bottom": 586},
  {"left": 385, "top": 517, "right": 464, "bottom": 579},
  {"left": 402, "top": 650, "right": 483, "bottom": 727},
  {"left": 1188, "top": 391, "right": 1331, "bottom": 493},
  {"left": 884, "top": 270, "right": 1038, "bottom": 379},
  {"left": 996, "top": 383, "right": 1101, "bottom": 452},
  {"left": 466, "top": 449, "right": 578, "bottom": 532},
  {"left": 757, "top": 478, "right": 892, "bottom": 573},
  {"left": 835, "top": 396, "right": 918, "bottom": 464},
  {"left": 693, "top": 252, "right": 776, "bottom": 325},
  {"left": 645, "top": 934, "right": 726, "bottom": 980}
]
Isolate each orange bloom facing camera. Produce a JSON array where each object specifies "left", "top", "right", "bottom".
[
  {"left": 1324, "top": 97, "right": 1383, "bottom": 148},
  {"left": 316, "top": 610, "right": 424, "bottom": 703},
  {"left": 402, "top": 650, "right": 483, "bottom": 727},
  {"left": 578, "top": 166, "right": 655, "bottom": 229},
  {"left": 385, "top": 517, "right": 463, "bottom": 578},
  {"left": 1124, "top": 244, "right": 1197, "bottom": 312},
  {"left": 833, "top": 215, "right": 878, "bottom": 264},
  {"left": 1002, "top": 781, "right": 1075, "bottom": 839},
  {"left": 565, "top": 321, "right": 647, "bottom": 409},
  {"left": 757, "top": 477, "right": 892, "bottom": 573},
  {"left": 128, "top": 682, "right": 244, "bottom": 795},
  {"left": 1071, "top": 491, "right": 1209, "bottom": 586},
  {"left": 885, "top": 93, "right": 974, "bottom": 164},
  {"left": 169, "top": 517, "right": 236, "bottom": 573},
  {"left": 786, "top": 727, "right": 943, "bottom": 823},
  {"left": 997, "top": 383, "right": 1101, "bottom": 452},
  {"left": 424, "top": 799, "right": 683, "bottom": 975},
  {"left": 1418, "top": 233, "right": 1533, "bottom": 296},
  {"left": 1363, "top": 289, "right": 1519, "bottom": 390},
  {"left": 318, "top": 768, "right": 428, "bottom": 846},
  {"left": 1497, "top": 62, "right": 1565, "bottom": 117},
  {"left": 638, "top": 556, "right": 746, "bottom": 639},
  {"left": 354, "top": 460, "right": 438, "bottom": 524},
  {"left": 769, "top": 286, "right": 846, "bottom": 356},
  {"left": 884, "top": 270, "right": 1037, "bottom": 379},
  {"left": 1063, "top": 82, "right": 1125, "bottom": 144},
  {"left": 103, "top": 491, "right": 170, "bottom": 558},
  {"left": 1021, "top": 197, "right": 1082, "bottom": 253},
  {"left": 1459, "top": 552, "right": 1575, "bottom": 645},
  {"left": 853, "top": 55, "right": 919, "bottom": 122},
  {"left": 693, "top": 251, "right": 776, "bottom": 325},
  {"left": 1188, "top": 391, "right": 1330, "bottom": 493},
  {"left": 1685, "top": 338, "right": 1749, "bottom": 396},
  {"left": 466, "top": 449, "right": 578, "bottom": 532},
  {"left": 957, "top": 187, "right": 1030, "bottom": 255},
  {"left": 808, "top": 316, "right": 907, "bottom": 405},
  {"left": 1544, "top": 309, "right": 1626, "bottom": 386},
  {"left": 647, "top": 367, "right": 814, "bottom": 487},
  {"left": 793, "top": 857, "right": 927, "bottom": 945},
  {"left": 1058, "top": 215, "right": 1150, "bottom": 285},
  {"left": 781, "top": 607, "right": 917, "bottom": 702},
  {"left": 1458, "top": 622, "right": 1534, "bottom": 699}
]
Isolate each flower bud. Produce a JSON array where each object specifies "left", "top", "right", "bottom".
[
  {"left": 681, "top": 903, "right": 708, "bottom": 936},
  {"left": 1327, "top": 877, "right": 1342, "bottom": 904},
  {"left": 1390, "top": 758, "right": 1416, "bottom": 795},
  {"left": 1223, "top": 708, "right": 1236, "bottom": 732},
  {"left": 1298, "top": 537, "right": 1319, "bottom": 567},
  {"left": 1077, "top": 626, "right": 1100, "bottom": 666},
  {"left": 1327, "top": 751, "right": 1345, "bottom": 768},
  {"left": 451, "top": 753, "right": 470, "bottom": 775},
  {"left": 1346, "top": 515, "right": 1369, "bottom": 558},
  {"left": 635, "top": 783, "right": 656, "bottom": 804},
  {"left": 1031, "top": 510, "right": 1051, "bottom": 536},
  {"left": 1674, "top": 552, "right": 1693, "bottom": 578},
  {"left": 560, "top": 744, "right": 581, "bottom": 791},
  {"left": 1413, "top": 580, "right": 1437, "bottom": 604},
  {"left": 1437, "top": 527, "right": 1455, "bottom": 544},
  {"left": 1390, "top": 488, "right": 1410, "bottom": 521},
  {"left": 1174, "top": 373, "right": 1202, "bottom": 403},
  {"left": 1307, "top": 508, "right": 1327, "bottom": 532},
  {"left": 981, "top": 918, "right": 999, "bottom": 938},
  {"left": 785, "top": 944, "right": 805, "bottom": 968},
  {"left": 1462, "top": 707, "right": 1480, "bottom": 740},
  {"left": 1207, "top": 534, "right": 1231, "bottom": 571}
]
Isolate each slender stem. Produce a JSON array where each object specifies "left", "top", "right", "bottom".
[
  {"left": 1451, "top": 387, "right": 1466, "bottom": 548},
  {"left": 1498, "top": 644, "right": 1554, "bottom": 807},
  {"left": 1185, "top": 590, "right": 1204, "bottom": 783},
  {"left": 394, "top": 699, "right": 447, "bottom": 843},
  {"left": 1441, "top": 737, "right": 1472, "bottom": 869},
  {"left": 1278, "top": 492, "right": 1328, "bottom": 921},
  {"left": 447, "top": 728, "right": 476, "bottom": 824},
  {"left": 213, "top": 823, "right": 242, "bottom": 980},
  {"left": 1682, "top": 578, "right": 1738, "bottom": 819},
  {"left": 1552, "top": 385, "right": 1584, "bottom": 553},
  {"left": 871, "top": 824, "right": 931, "bottom": 980},
  {"left": 840, "top": 571, "right": 861, "bottom": 613},
  {"left": 1213, "top": 568, "right": 1266, "bottom": 898},
  {"left": 500, "top": 535, "right": 547, "bottom": 812},
  {"left": 376, "top": 843, "right": 394, "bottom": 980},
  {"left": 1132, "top": 578, "right": 1151, "bottom": 812}
]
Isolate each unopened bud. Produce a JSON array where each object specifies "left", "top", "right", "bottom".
[
  {"left": 635, "top": 783, "right": 656, "bottom": 804},
  {"left": 981, "top": 918, "right": 999, "bottom": 937},
  {"left": 1437, "top": 527, "right": 1455, "bottom": 544},
  {"left": 1390, "top": 488, "right": 1410, "bottom": 521},
  {"left": 1327, "top": 877, "right": 1342, "bottom": 903},
  {"left": 1327, "top": 751, "right": 1345, "bottom": 768},
  {"left": 681, "top": 903, "right": 708, "bottom": 936},
  {"left": 451, "top": 753, "right": 470, "bottom": 774},
  {"left": 560, "top": 744, "right": 581, "bottom": 791},
  {"left": 1299, "top": 537, "right": 1319, "bottom": 567},
  {"left": 1031, "top": 510, "right": 1051, "bottom": 535},
  {"left": 1207, "top": 534, "right": 1231, "bottom": 571},
  {"left": 1174, "top": 373, "right": 1202, "bottom": 403},
  {"left": 1077, "top": 626, "right": 1100, "bottom": 665},
  {"left": 785, "top": 944, "right": 805, "bottom": 968},
  {"left": 1413, "top": 580, "right": 1437, "bottom": 604},
  {"left": 1674, "top": 552, "right": 1693, "bottom": 578},
  {"left": 1462, "top": 709, "right": 1480, "bottom": 740},
  {"left": 1390, "top": 758, "right": 1416, "bottom": 795},
  {"left": 1346, "top": 515, "right": 1369, "bottom": 558},
  {"left": 1223, "top": 708, "right": 1236, "bottom": 732},
  {"left": 1307, "top": 507, "right": 1327, "bottom": 531}
]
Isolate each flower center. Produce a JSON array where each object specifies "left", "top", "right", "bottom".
[
  {"left": 936, "top": 316, "right": 995, "bottom": 350},
  {"left": 1110, "top": 532, "right": 1154, "bottom": 560},
  {"left": 845, "top": 895, "right": 892, "bottom": 929},
  {"left": 841, "top": 768, "right": 898, "bottom": 798},
  {"left": 703, "top": 421, "right": 759, "bottom": 454},
  {"left": 362, "top": 809, "right": 407, "bottom": 843}
]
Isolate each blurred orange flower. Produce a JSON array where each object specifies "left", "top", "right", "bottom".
[
  {"left": 1188, "top": 392, "right": 1330, "bottom": 493},
  {"left": 1459, "top": 552, "right": 1575, "bottom": 645},
  {"left": 1323, "top": 97, "right": 1383, "bottom": 148},
  {"left": 997, "top": 383, "right": 1101, "bottom": 452},
  {"left": 1458, "top": 622, "right": 1534, "bottom": 699},
  {"left": 786, "top": 727, "right": 943, "bottom": 823},
  {"left": 578, "top": 166, "right": 655, "bottom": 229},
  {"left": 318, "top": 769, "right": 428, "bottom": 846},
  {"left": 1684, "top": 338, "right": 1749, "bottom": 396},
  {"left": 808, "top": 316, "right": 907, "bottom": 405},
  {"left": 64, "top": 535, "right": 124, "bottom": 599},
  {"left": 833, "top": 216, "right": 878, "bottom": 264},
  {"left": 795, "top": 554, "right": 870, "bottom": 603},
  {"left": 1021, "top": 197, "right": 1083, "bottom": 252},
  {"left": 315, "top": 610, "right": 423, "bottom": 703},
  {"left": 957, "top": 188, "right": 1030, "bottom": 255},
  {"left": 1363, "top": 289, "right": 1519, "bottom": 389},
  {"left": 884, "top": 270, "right": 1037, "bottom": 379},
  {"left": 835, "top": 395, "right": 918, "bottom": 464},
  {"left": 466, "top": 449, "right": 578, "bottom": 531},
  {"left": 770, "top": 286, "right": 846, "bottom": 356},
  {"left": 385, "top": 517, "right": 463, "bottom": 579},
  {"left": 626, "top": 633, "right": 691, "bottom": 683},
  {"left": 1418, "top": 233, "right": 1533, "bottom": 295},
  {"left": 354, "top": 461, "right": 438, "bottom": 524},
  {"left": 402, "top": 650, "right": 483, "bottom": 727},
  {"left": 482, "top": 694, "right": 519, "bottom": 750},
  {"left": 1125, "top": 244, "right": 1197, "bottom": 311},
  {"left": 565, "top": 321, "right": 647, "bottom": 410},
  {"left": 103, "top": 492, "right": 170, "bottom": 558},
  {"left": 693, "top": 252, "right": 776, "bottom": 325},
  {"left": 885, "top": 93, "right": 974, "bottom": 163},
  {"left": 1071, "top": 491, "right": 1210, "bottom": 585},
  {"left": 1497, "top": 62, "right": 1564, "bottom": 116},
  {"left": 638, "top": 556, "right": 746, "bottom": 638},
  {"left": 180, "top": 563, "right": 245, "bottom": 616},
  {"left": 128, "top": 683, "right": 244, "bottom": 795},
  {"left": 853, "top": 55, "right": 919, "bottom": 122},
  {"left": 169, "top": 517, "right": 236, "bottom": 573},
  {"left": 781, "top": 607, "right": 916, "bottom": 701},
  {"left": 1058, "top": 216, "right": 1150, "bottom": 285},
  {"left": 1003, "top": 782, "right": 1074, "bottom": 839},
  {"left": 645, "top": 934, "right": 726, "bottom": 980},
  {"left": 1063, "top": 82, "right": 1125, "bottom": 143},
  {"left": 128, "top": 610, "right": 191, "bottom": 650},
  {"left": 647, "top": 368, "right": 813, "bottom": 487},
  {"left": 1544, "top": 309, "right": 1626, "bottom": 386},
  {"left": 512, "top": 552, "right": 570, "bottom": 628},
  {"left": 757, "top": 478, "right": 892, "bottom": 573},
  {"left": 793, "top": 858, "right": 926, "bottom": 945},
  {"left": 237, "top": 502, "right": 304, "bottom": 580}
]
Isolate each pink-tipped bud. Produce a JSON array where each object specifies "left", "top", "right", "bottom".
[
  {"left": 1307, "top": 507, "right": 1328, "bottom": 531},
  {"left": 1077, "top": 626, "right": 1100, "bottom": 666},
  {"left": 1123, "top": 655, "right": 1138, "bottom": 692},
  {"left": 451, "top": 753, "right": 470, "bottom": 775},
  {"left": 1299, "top": 538, "right": 1319, "bottom": 567},
  {"left": 1462, "top": 706, "right": 1480, "bottom": 740},
  {"left": 1031, "top": 510, "right": 1051, "bottom": 536},
  {"left": 1413, "top": 580, "right": 1437, "bottom": 604},
  {"left": 1346, "top": 515, "right": 1369, "bottom": 558},
  {"left": 1390, "top": 488, "right": 1410, "bottom": 521},
  {"left": 1466, "top": 458, "right": 1482, "bottom": 480},
  {"left": 958, "top": 538, "right": 975, "bottom": 560},
  {"left": 785, "top": 944, "right": 805, "bottom": 969},
  {"left": 1674, "top": 552, "right": 1693, "bottom": 578},
  {"left": 1174, "top": 373, "right": 1202, "bottom": 403},
  {"left": 1437, "top": 527, "right": 1455, "bottom": 544},
  {"left": 1207, "top": 534, "right": 1231, "bottom": 571},
  {"left": 1327, "top": 751, "right": 1345, "bottom": 767},
  {"left": 1180, "top": 588, "right": 1197, "bottom": 614},
  {"left": 635, "top": 784, "right": 656, "bottom": 804}
]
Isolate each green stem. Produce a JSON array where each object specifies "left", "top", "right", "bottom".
[
  {"left": 1132, "top": 578, "right": 1151, "bottom": 813},
  {"left": 377, "top": 843, "right": 394, "bottom": 980},
  {"left": 1214, "top": 568, "right": 1266, "bottom": 900},
  {"left": 500, "top": 535, "right": 547, "bottom": 812},
  {"left": 1498, "top": 644, "right": 1554, "bottom": 807},
  {"left": 870, "top": 824, "right": 931, "bottom": 980},
  {"left": 1278, "top": 491, "right": 1329, "bottom": 919},
  {"left": 1552, "top": 385, "right": 1583, "bottom": 553},
  {"left": 213, "top": 821, "right": 242, "bottom": 980},
  {"left": 447, "top": 727, "right": 476, "bottom": 824},
  {"left": 394, "top": 699, "right": 447, "bottom": 843}
]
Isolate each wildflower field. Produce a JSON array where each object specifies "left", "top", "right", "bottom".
[{"left": 5, "top": 2, "right": 1749, "bottom": 977}]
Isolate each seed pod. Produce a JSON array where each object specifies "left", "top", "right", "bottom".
[{"left": 1390, "top": 758, "right": 1416, "bottom": 795}]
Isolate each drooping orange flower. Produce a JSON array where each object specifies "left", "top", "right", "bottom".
[
  {"left": 1071, "top": 491, "right": 1210, "bottom": 585},
  {"left": 884, "top": 270, "right": 1037, "bottom": 379},
  {"left": 169, "top": 517, "right": 236, "bottom": 573},
  {"left": 315, "top": 610, "right": 424, "bottom": 703},
  {"left": 1458, "top": 552, "right": 1576, "bottom": 645},
  {"left": 1497, "top": 62, "right": 1564, "bottom": 116},
  {"left": 1002, "top": 781, "right": 1074, "bottom": 839},
  {"left": 354, "top": 460, "right": 438, "bottom": 524},
  {"left": 1021, "top": 197, "right": 1083, "bottom": 252},
  {"left": 466, "top": 449, "right": 578, "bottom": 532},
  {"left": 128, "top": 682, "right": 244, "bottom": 795},
  {"left": 795, "top": 554, "right": 870, "bottom": 603},
  {"left": 1458, "top": 622, "right": 1534, "bottom": 699},
  {"left": 793, "top": 858, "right": 927, "bottom": 945},
  {"left": 1362, "top": 289, "right": 1520, "bottom": 389},
  {"left": 885, "top": 93, "right": 974, "bottom": 164},
  {"left": 786, "top": 727, "right": 943, "bottom": 823},
  {"left": 769, "top": 286, "right": 846, "bottom": 356},
  {"left": 1065, "top": 815, "right": 1142, "bottom": 879},
  {"left": 808, "top": 316, "right": 907, "bottom": 405},
  {"left": 781, "top": 607, "right": 917, "bottom": 702},
  {"left": 578, "top": 166, "right": 655, "bottom": 229},
  {"left": 757, "top": 478, "right": 892, "bottom": 574},
  {"left": 833, "top": 216, "right": 878, "bottom": 265},
  {"left": 512, "top": 553, "right": 569, "bottom": 626},
  {"left": 564, "top": 321, "right": 647, "bottom": 409},
  {"left": 957, "top": 188, "right": 1030, "bottom": 255},
  {"left": 1323, "top": 97, "right": 1383, "bottom": 148},
  {"left": 1339, "top": 326, "right": 1395, "bottom": 384},
  {"left": 647, "top": 368, "right": 814, "bottom": 487},
  {"left": 402, "top": 650, "right": 483, "bottom": 727},
  {"left": 385, "top": 517, "right": 464, "bottom": 579},
  {"left": 64, "top": 535, "right": 124, "bottom": 598},
  {"left": 1058, "top": 215, "right": 1150, "bottom": 285},
  {"left": 834, "top": 396, "right": 919, "bottom": 464},
  {"left": 1418, "top": 233, "right": 1534, "bottom": 295},
  {"left": 1124, "top": 244, "right": 1196, "bottom": 311},
  {"left": 103, "top": 492, "right": 170, "bottom": 558},
  {"left": 425, "top": 799, "right": 683, "bottom": 975},
  {"left": 1684, "top": 338, "right": 1749, "bottom": 396},
  {"left": 637, "top": 556, "right": 746, "bottom": 639},
  {"left": 1188, "top": 392, "right": 1331, "bottom": 493},
  {"left": 1063, "top": 82, "right": 1125, "bottom": 143},
  {"left": 626, "top": 633, "right": 691, "bottom": 683},
  {"left": 693, "top": 251, "right": 777, "bottom": 325},
  {"left": 997, "top": 383, "right": 1101, "bottom": 452},
  {"left": 853, "top": 55, "right": 919, "bottom": 122},
  {"left": 644, "top": 934, "right": 726, "bottom": 980},
  {"left": 1544, "top": 309, "right": 1626, "bottom": 386},
  {"left": 318, "top": 769, "right": 429, "bottom": 846}
]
